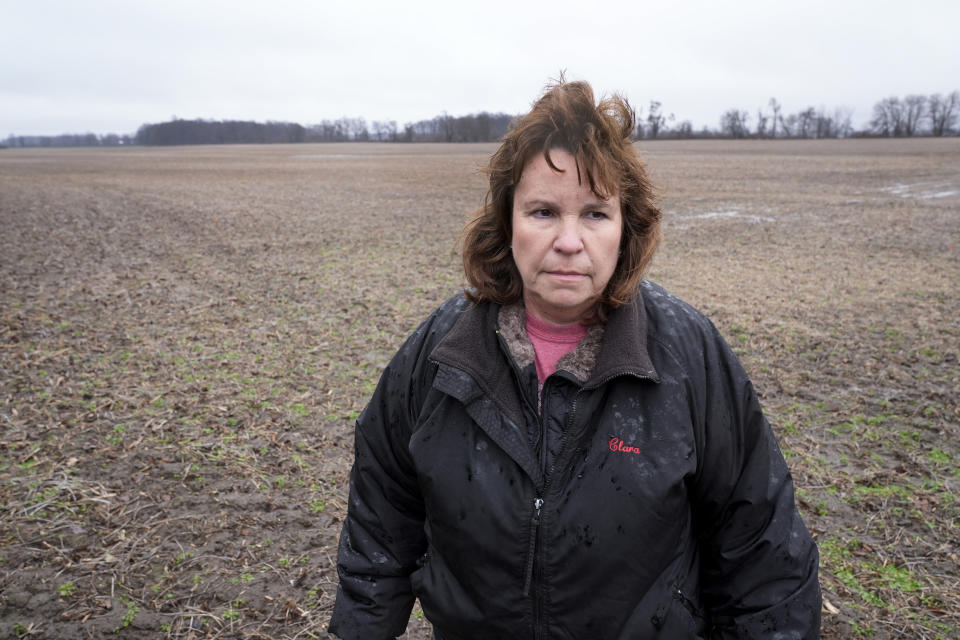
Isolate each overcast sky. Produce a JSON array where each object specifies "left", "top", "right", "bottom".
[{"left": 3, "top": 0, "right": 959, "bottom": 136}]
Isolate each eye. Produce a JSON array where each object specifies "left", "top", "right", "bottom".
[
  {"left": 585, "top": 210, "right": 608, "bottom": 221},
  {"left": 531, "top": 208, "right": 554, "bottom": 218}
]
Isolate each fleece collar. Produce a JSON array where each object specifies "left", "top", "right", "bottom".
[
  {"left": 496, "top": 302, "right": 605, "bottom": 385},
  {"left": 430, "top": 291, "right": 660, "bottom": 415}
]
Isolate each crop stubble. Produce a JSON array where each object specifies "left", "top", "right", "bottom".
[{"left": 0, "top": 139, "right": 957, "bottom": 638}]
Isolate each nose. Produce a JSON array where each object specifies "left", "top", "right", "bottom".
[{"left": 552, "top": 217, "right": 584, "bottom": 254}]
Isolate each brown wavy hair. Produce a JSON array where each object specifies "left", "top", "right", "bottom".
[{"left": 461, "top": 79, "right": 661, "bottom": 324}]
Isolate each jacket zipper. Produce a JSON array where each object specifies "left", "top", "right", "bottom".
[
  {"left": 523, "top": 380, "right": 548, "bottom": 598},
  {"left": 496, "top": 329, "right": 550, "bottom": 606},
  {"left": 529, "top": 386, "right": 583, "bottom": 639},
  {"left": 673, "top": 585, "right": 703, "bottom": 620},
  {"left": 522, "top": 496, "right": 543, "bottom": 596}
]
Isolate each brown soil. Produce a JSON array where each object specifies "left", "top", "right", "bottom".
[{"left": 1, "top": 139, "right": 957, "bottom": 639}]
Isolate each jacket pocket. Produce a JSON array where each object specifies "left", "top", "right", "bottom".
[{"left": 407, "top": 547, "right": 487, "bottom": 632}]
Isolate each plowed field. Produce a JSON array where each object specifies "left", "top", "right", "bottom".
[{"left": 1, "top": 139, "right": 957, "bottom": 638}]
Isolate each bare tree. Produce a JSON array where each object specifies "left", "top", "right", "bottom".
[
  {"left": 833, "top": 107, "right": 853, "bottom": 138},
  {"left": 756, "top": 108, "right": 769, "bottom": 138},
  {"left": 631, "top": 103, "right": 644, "bottom": 139},
  {"left": 813, "top": 109, "right": 829, "bottom": 138},
  {"left": 646, "top": 101, "right": 667, "bottom": 139},
  {"left": 672, "top": 120, "right": 693, "bottom": 138},
  {"left": 382, "top": 120, "right": 398, "bottom": 141},
  {"left": 352, "top": 118, "right": 370, "bottom": 141},
  {"left": 928, "top": 91, "right": 958, "bottom": 136},
  {"left": 413, "top": 118, "right": 438, "bottom": 140},
  {"left": 813, "top": 107, "right": 844, "bottom": 138},
  {"left": 437, "top": 112, "right": 455, "bottom": 142},
  {"left": 768, "top": 98, "right": 781, "bottom": 138},
  {"left": 871, "top": 97, "right": 904, "bottom": 137},
  {"left": 794, "top": 107, "right": 816, "bottom": 138},
  {"left": 902, "top": 95, "right": 927, "bottom": 136},
  {"left": 719, "top": 109, "right": 750, "bottom": 138},
  {"left": 779, "top": 113, "right": 796, "bottom": 137},
  {"left": 473, "top": 112, "right": 492, "bottom": 142}
]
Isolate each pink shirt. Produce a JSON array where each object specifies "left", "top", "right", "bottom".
[{"left": 525, "top": 311, "right": 588, "bottom": 384}]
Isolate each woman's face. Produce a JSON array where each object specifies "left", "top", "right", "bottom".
[{"left": 511, "top": 149, "right": 622, "bottom": 325}]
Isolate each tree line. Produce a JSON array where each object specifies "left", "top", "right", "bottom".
[
  {"left": 708, "top": 91, "right": 959, "bottom": 140},
  {"left": 3, "top": 91, "right": 957, "bottom": 148},
  {"left": 869, "top": 92, "right": 959, "bottom": 137},
  {"left": 1, "top": 112, "right": 515, "bottom": 148},
  {"left": 1, "top": 132, "right": 135, "bottom": 148}
]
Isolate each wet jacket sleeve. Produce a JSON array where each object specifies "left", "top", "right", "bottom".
[
  {"left": 328, "top": 326, "right": 435, "bottom": 640},
  {"left": 690, "top": 326, "right": 821, "bottom": 640}
]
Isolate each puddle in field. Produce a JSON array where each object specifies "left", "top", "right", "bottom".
[
  {"left": 918, "top": 190, "right": 958, "bottom": 199},
  {"left": 881, "top": 182, "right": 958, "bottom": 199},
  {"left": 670, "top": 209, "right": 775, "bottom": 228}
]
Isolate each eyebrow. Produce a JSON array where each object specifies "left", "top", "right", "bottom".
[{"left": 519, "top": 197, "right": 614, "bottom": 211}]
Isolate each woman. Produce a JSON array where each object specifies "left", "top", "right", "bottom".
[{"left": 328, "top": 80, "right": 820, "bottom": 640}]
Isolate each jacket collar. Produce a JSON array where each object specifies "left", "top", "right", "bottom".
[
  {"left": 588, "top": 291, "right": 660, "bottom": 386},
  {"left": 430, "top": 299, "right": 527, "bottom": 427},
  {"left": 430, "top": 290, "right": 660, "bottom": 405}
]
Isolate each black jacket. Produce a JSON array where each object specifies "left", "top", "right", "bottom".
[{"left": 329, "top": 281, "right": 820, "bottom": 639}]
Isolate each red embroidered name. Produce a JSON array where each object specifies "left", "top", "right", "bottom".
[{"left": 608, "top": 437, "right": 641, "bottom": 455}]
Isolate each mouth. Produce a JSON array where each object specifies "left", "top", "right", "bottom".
[{"left": 546, "top": 270, "right": 588, "bottom": 280}]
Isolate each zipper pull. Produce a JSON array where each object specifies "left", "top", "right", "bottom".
[{"left": 523, "top": 496, "right": 544, "bottom": 596}]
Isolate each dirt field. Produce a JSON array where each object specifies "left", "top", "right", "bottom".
[{"left": 1, "top": 139, "right": 957, "bottom": 639}]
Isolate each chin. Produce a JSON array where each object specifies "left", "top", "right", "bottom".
[
  {"left": 542, "top": 298, "right": 595, "bottom": 319},
  {"left": 541, "top": 293, "right": 585, "bottom": 308}
]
